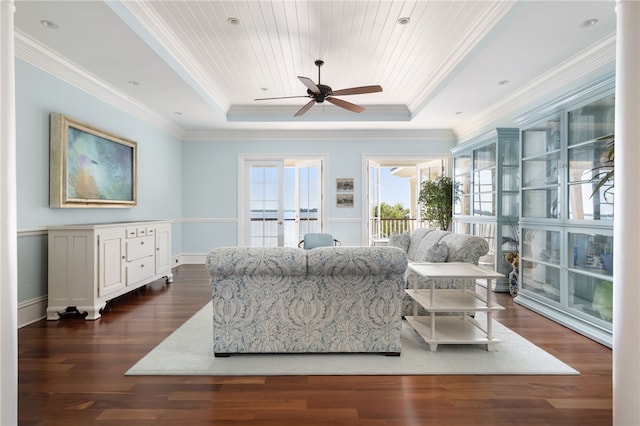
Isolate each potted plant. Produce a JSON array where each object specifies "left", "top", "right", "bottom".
[
  {"left": 418, "top": 176, "right": 459, "bottom": 231},
  {"left": 590, "top": 133, "right": 614, "bottom": 199}
]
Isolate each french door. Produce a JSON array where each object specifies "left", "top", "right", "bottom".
[{"left": 242, "top": 158, "right": 323, "bottom": 247}]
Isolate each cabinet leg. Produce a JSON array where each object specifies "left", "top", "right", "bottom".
[
  {"left": 429, "top": 343, "right": 438, "bottom": 352},
  {"left": 79, "top": 304, "right": 104, "bottom": 320},
  {"left": 486, "top": 342, "right": 495, "bottom": 352}
]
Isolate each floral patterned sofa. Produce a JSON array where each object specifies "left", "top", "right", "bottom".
[
  {"left": 206, "top": 246, "right": 408, "bottom": 356},
  {"left": 387, "top": 228, "right": 490, "bottom": 315}
]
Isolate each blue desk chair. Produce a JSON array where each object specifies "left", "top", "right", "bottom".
[{"left": 297, "top": 233, "right": 341, "bottom": 250}]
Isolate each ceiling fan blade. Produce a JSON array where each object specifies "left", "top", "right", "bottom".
[
  {"left": 298, "top": 76, "right": 320, "bottom": 94},
  {"left": 254, "top": 95, "right": 311, "bottom": 101},
  {"left": 331, "top": 85, "right": 383, "bottom": 96},
  {"left": 294, "top": 99, "right": 316, "bottom": 117},
  {"left": 326, "top": 97, "right": 365, "bottom": 113}
]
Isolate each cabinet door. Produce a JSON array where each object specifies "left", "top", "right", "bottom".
[
  {"left": 155, "top": 224, "right": 172, "bottom": 274},
  {"left": 98, "top": 231, "right": 126, "bottom": 297}
]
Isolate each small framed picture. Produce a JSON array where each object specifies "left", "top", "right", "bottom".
[
  {"left": 336, "top": 178, "right": 354, "bottom": 192},
  {"left": 337, "top": 193, "right": 354, "bottom": 208}
]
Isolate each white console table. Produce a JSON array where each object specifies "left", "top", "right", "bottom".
[
  {"left": 47, "top": 220, "right": 173, "bottom": 320},
  {"left": 406, "top": 262, "right": 505, "bottom": 351}
]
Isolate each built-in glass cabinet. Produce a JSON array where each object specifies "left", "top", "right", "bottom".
[
  {"left": 514, "top": 75, "right": 614, "bottom": 347},
  {"left": 452, "top": 128, "right": 519, "bottom": 292}
]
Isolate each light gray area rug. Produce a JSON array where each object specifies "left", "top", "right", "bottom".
[{"left": 126, "top": 302, "right": 578, "bottom": 376}]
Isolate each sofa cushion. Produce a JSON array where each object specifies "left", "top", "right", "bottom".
[
  {"left": 407, "top": 228, "right": 434, "bottom": 260},
  {"left": 423, "top": 241, "right": 448, "bottom": 262},
  {"left": 388, "top": 231, "right": 410, "bottom": 253},
  {"left": 441, "top": 233, "right": 490, "bottom": 263},
  {"left": 413, "top": 230, "right": 449, "bottom": 262}
]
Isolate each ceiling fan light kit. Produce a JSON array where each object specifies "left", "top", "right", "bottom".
[{"left": 255, "top": 59, "right": 382, "bottom": 117}]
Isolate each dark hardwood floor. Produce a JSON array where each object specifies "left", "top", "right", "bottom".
[{"left": 18, "top": 264, "right": 612, "bottom": 425}]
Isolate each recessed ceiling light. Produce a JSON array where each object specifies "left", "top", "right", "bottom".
[
  {"left": 397, "top": 17, "right": 410, "bottom": 25},
  {"left": 174, "top": 111, "right": 183, "bottom": 116},
  {"left": 498, "top": 80, "right": 509, "bottom": 85},
  {"left": 227, "top": 17, "right": 240, "bottom": 25},
  {"left": 40, "top": 20, "right": 58, "bottom": 30},
  {"left": 581, "top": 19, "right": 598, "bottom": 28},
  {"left": 261, "top": 87, "right": 268, "bottom": 92},
  {"left": 128, "top": 80, "right": 140, "bottom": 86},
  {"left": 455, "top": 112, "right": 463, "bottom": 115}
]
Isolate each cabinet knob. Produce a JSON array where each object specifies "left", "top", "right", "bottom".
[
  {"left": 122, "top": 256, "right": 125, "bottom": 259},
  {"left": 141, "top": 264, "right": 144, "bottom": 268},
  {"left": 141, "top": 241, "right": 144, "bottom": 245}
]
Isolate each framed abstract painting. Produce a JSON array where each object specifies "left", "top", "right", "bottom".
[{"left": 49, "top": 113, "right": 137, "bottom": 208}]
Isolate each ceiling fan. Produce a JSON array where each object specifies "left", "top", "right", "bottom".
[{"left": 254, "top": 60, "right": 383, "bottom": 117}]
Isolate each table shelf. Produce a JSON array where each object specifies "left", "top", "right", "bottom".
[{"left": 405, "top": 315, "right": 502, "bottom": 352}]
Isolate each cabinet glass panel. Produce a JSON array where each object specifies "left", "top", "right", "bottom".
[
  {"left": 522, "top": 153, "right": 560, "bottom": 187},
  {"left": 568, "top": 140, "right": 614, "bottom": 220},
  {"left": 472, "top": 168, "right": 495, "bottom": 216},
  {"left": 500, "top": 141, "right": 519, "bottom": 167},
  {"left": 502, "top": 193, "right": 519, "bottom": 217},
  {"left": 454, "top": 154, "right": 472, "bottom": 215},
  {"left": 502, "top": 165, "right": 519, "bottom": 192},
  {"left": 569, "top": 232, "right": 613, "bottom": 276},
  {"left": 522, "top": 188, "right": 560, "bottom": 219},
  {"left": 522, "top": 118, "right": 561, "bottom": 158},
  {"left": 568, "top": 94, "right": 615, "bottom": 146},
  {"left": 569, "top": 273, "right": 612, "bottom": 324},
  {"left": 473, "top": 145, "right": 496, "bottom": 169},
  {"left": 522, "top": 228, "right": 561, "bottom": 264},
  {"left": 521, "top": 261, "right": 561, "bottom": 302},
  {"left": 452, "top": 220, "right": 471, "bottom": 235},
  {"left": 473, "top": 222, "right": 496, "bottom": 256},
  {"left": 501, "top": 223, "right": 519, "bottom": 254}
]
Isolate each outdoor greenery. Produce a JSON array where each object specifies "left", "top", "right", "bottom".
[
  {"left": 377, "top": 202, "right": 410, "bottom": 219},
  {"left": 374, "top": 202, "right": 411, "bottom": 237},
  {"left": 418, "top": 176, "right": 459, "bottom": 231}
]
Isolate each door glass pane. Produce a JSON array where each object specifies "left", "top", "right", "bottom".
[
  {"left": 249, "top": 165, "right": 282, "bottom": 247},
  {"left": 522, "top": 188, "right": 559, "bottom": 219},
  {"left": 294, "top": 165, "right": 320, "bottom": 245}
]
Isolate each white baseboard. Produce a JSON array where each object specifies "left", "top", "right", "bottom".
[
  {"left": 181, "top": 254, "right": 207, "bottom": 264},
  {"left": 18, "top": 296, "right": 47, "bottom": 328}
]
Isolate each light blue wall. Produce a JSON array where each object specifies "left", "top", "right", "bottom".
[
  {"left": 16, "top": 59, "right": 183, "bottom": 304},
  {"left": 16, "top": 59, "right": 183, "bottom": 228},
  {"left": 182, "top": 137, "right": 455, "bottom": 252}
]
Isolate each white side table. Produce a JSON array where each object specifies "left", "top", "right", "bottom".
[{"left": 406, "top": 262, "right": 505, "bottom": 351}]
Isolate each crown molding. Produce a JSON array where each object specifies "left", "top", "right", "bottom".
[
  {"left": 455, "top": 33, "right": 616, "bottom": 141},
  {"left": 14, "top": 30, "right": 185, "bottom": 138},
  {"left": 184, "top": 127, "right": 456, "bottom": 143},
  {"left": 227, "top": 104, "right": 411, "bottom": 123}
]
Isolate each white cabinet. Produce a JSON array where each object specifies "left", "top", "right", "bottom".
[
  {"left": 514, "top": 75, "right": 614, "bottom": 347},
  {"left": 451, "top": 128, "right": 520, "bottom": 292},
  {"left": 47, "top": 221, "right": 173, "bottom": 320}
]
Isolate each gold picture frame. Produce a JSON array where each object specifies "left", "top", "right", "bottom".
[{"left": 49, "top": 113, "right": 137, "bottom": 208}]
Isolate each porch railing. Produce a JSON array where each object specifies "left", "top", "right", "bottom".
[{"left": 369, "top": 218, "right": 420, "bottom": 239}]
